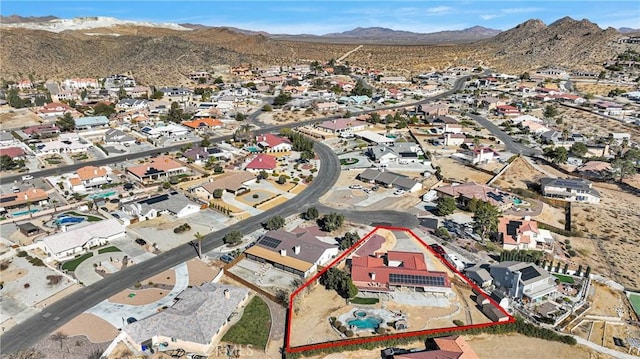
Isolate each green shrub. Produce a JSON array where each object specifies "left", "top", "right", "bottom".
[
  {"left": 345, "top": 330, "right": 354, "bottom": 337},
  {"left": 453, "top": 319, "right": 464, "bottom": 326},
  {"left": 16, "top": 251, "right": 28, "bottom": 257}
]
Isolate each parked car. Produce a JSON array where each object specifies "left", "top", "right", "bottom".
[
  {"left": 363, "top": 188, "right": 371, "bottom": 194},
  {"left": 126, "top": 317, "right": 137, "bottom": 324},
  {"left": 21, "top": 175, "right": 33, "bottom": 181},
  {"left": 220, "top": 254, "right": 234, "bottom": 263},
  {"left": 135, "top": 238, "right": 147, "bottom": 246},
  {"left": 393, "top": 189, "right": 405, "bottom": 195},
  {"left": 430, "top": 244, "right": 446, "bottom": 256},
  {"left": 371, "top": 186, "right": 379, "bottom": 191},
  {"left": 349, "top": 184, "right": 363, "bottom": 189}
]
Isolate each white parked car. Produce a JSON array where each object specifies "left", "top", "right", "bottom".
[
  {"left": 349, "top": 184, "right": 363, "bottom": 189},
  {"left": 394, "top": 189, "right": 405, "bottom": 195},
  {"left": 21, "top": 175, "right": 33, "bottom": 181}
]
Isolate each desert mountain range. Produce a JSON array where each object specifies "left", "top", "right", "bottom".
[{"left": 0, "top": 15, "right": 636, "bottom": 85}]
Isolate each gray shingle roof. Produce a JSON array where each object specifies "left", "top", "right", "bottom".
[{"left": 125, "top": 284, "right": 249, "bottom": 345}]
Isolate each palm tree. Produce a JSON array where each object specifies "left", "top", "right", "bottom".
[
  {"left": 194, "top": 232, "right": 204, "bottom": 259},
  {"left": 51, "top": 331, "right": 67, "bottom": 350},
  {"left": 51, "top": 199, "right": 59, "bottom": 214},
  {"left": 26, "top": 200, "right": 33, "bottom": 218}
]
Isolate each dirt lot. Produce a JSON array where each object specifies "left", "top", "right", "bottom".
[
  {"left": 0, "top": 107, "right": 42, "bottom": 128},
  {"left": 433, "top": 157, "right": 494, "bottom": 184},
  {"left": 589, "top": 282, "right": 630, "bottom": 318},
  {"left": 574, "top": 82, "right": 636, "bottom": 97},
  {"left": 555, "top": 106, "right": 640, "bottom": 142},
  {"left": 466, "top": 333, "right": 610, "bottom": 359},
  {"left": 571, "top": 184, "right": 640, "bottom": 289},
  {"left": 58, "top": 313, "right": 118, "bottom": 343}
]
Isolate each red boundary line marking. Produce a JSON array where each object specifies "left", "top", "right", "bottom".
[{"left": 285, "top": 226, "right": 515, "bottom": 354}]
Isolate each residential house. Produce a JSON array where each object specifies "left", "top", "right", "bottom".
[
  {"left": 122, "top": 192, "right": 201, "bottom": 221},
  {"left": 0, "top": 188, "right": 49, "bottom": 210},
  {"left": 37, "top": 102, "right": 73, "bottom": 119},
  {"left": 357, "top": 169, "right": 423, "bottom": 192},
  {"left": 245, "top": 228, "right": 339, "bottom": 278},
  {"left": 470, "top": 147, "right": 500, "bottom": 164},
  {"left": 181, "top": 118, "right": 223, "bottom": 131},
  {"left": 13, "top": 80, "right": 33, "bottom": 90},
  {"left": 540, "top": 177, "right": 601, "bottom": 203},
  {"left": 244, "top": 153, "right": 278, "bottom": 172},
  {"left": 351, "top": 251, "right": 452, "bottom": 294},
  {"left": 103, "top": 128, "right": 137, "bottom": 145},
  {"left": 430, "top": 116, "right": 462, "bottom": 134},
  {"left": 434, "top": 182, "right": 515, "bottom": 211},
  {"left": 34, "top": 133, "right": 92, "bottom": 155},
  {"left": 477, "top": 96, "right": 507, "bottom": 110},
  {"left": 379, "top": 76, "right": 409, "bottom": 84},
  {"left": 63, "top": 78, "right": 99, "bottom": 89},
  {"left": 54, "top": 90, "right": 80, "bottom": 102},
  {"left": 255, "top": 134, "right": 292, "bottom": 152},
  {"left": 521, "top": 120, "right": 550, "bottom": 135},
  {"left": 158, "top": 87, "right": 192, "bottom": 97},
  {"left": 464, "top": 264, "right": 493, "bottom": 288},
  {"left": 67, "top": 165, "right": 112, "bottom": 193},
  {"left": 120, "top": 284, "right": 250, "bottom": 356},
  {"left": 496, "top": 105, "right": 520, "bottom": 117},
  {"left": 140, "top": 123, "right": 190, "bottom": 139},
  {"left": 74, "top": 116, "right": 109, "bottom": 130},
  {"left": 126, "top": 156, "right": 187, "bottom": 183},
  {"left": 354, "top": 131, "right": 395, "bottom": 145},
  {"left": 41, "top": 218, "right": 125, "bottom": 260},
  {"left": 366, "top": 143, "right": 423, "bottom": 165},
  {"left": 594, "top": 101, "right": 623, "bottom": 116},
  {"left": 190, "top": 172, "right": 255, "bottom": 200},
  {"left": 183, "top": 146, "right": 232, "bottom": 164},
  {"left": 116, "top": 99, "right": 149, "bottom": 111},
  {"left": 0, "top": 131, "right": 19, "bottom": 146},
  {"left": 0, "top": 147, "right": 26, "bottom": 160},
  {"left": 382, "top": 336, "right": 479, "bottom": 359},
  {"left": 511, "top": 114, "right": 543, "bottom": 125},
  {"left": 188, "top": 70, "right": 211, "bottom": 81},
  {"left": 609, "top": 132, "right": 631, "bottom": 145},
  {"left": 317, "top": 118, "right": 368, "bottom": 135},
  {"left": 125, "top": 86, "right": 151, "bottom": 98},
  {"left": 490, "top": 261, "right": 557, "bottom": 302},
  {"left": 315, "top": 102, "right": 340, "bottom": 112},
  {"left": 498, "top": 217, "right": 554, "bottom": 251},
  {"left": 575, "top": 161, "right": 612, "bottom": 179},
  {"left": 444, "top": 133, "right": 466, "bottom": 147}
]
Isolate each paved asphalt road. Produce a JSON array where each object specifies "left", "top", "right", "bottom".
[
  {"left": 316, "top": 205, "right": 418, "bottom": 228},
  {"left": 0, "top": 141, "right": 339, "bottom": 355},
  {"left": 0, "top": 76, "right": 467, "bottom": 354},
  {"left": 467, "top": 113, "right": 541, "bottom": 156}
]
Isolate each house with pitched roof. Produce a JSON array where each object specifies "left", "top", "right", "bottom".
[
  {"left": 357, "top": 169, "right": 423, "bottom": 192},
  {"left": 244, "top": 153, "right": 278, "bottom": 172},
  {"left": 383, "top": 335, "right": 479, "bottom": 359},
  {"left": 317, "top": 118, "right": 368, "bottom": 135},
  {"left": 498, "top": 217, "right": 554, "bottom": 251},
  {"left": 255, "top": 134, "right": 292, "bottom": 152},
  {"left": 351, "top": 250, "right": 452, "bottom": 295},
  {"left": 120, "top": 284, "right": 250, "bottom": 356},
  {"left": 37, "top": 102, "right": 73, "bottom": 119},
  {"left": 0, "top": 188, "right": 49, "bottom": 211},
  {"left": 0, "top": 147, "right": 26, "bottom": 160},
  {"left": 489, "top": 261, "right": 557, "bottom": 302},
  {"left": 245, "top": 228, "right": 339, "bottom": 278},
  {"left": 190, "top": 172, "right": 255, "bottom": 199},
  {"left": 126, "top": 156, "right": 187, "bottom": 183},
  {"left": 122, "top": 191, "right": 201, "bottom": 221},
  {"left": 182, "top": 118, "right": 223, "bottom": 130},
  {"left": 103, "top": 128, "right": 137, "bottom": 145},
  {"left": 41, "top": 218, "right": 125, "bottom": 260},
  {"left": 66, "top": 165, "right": 112, "bottom": 193},
  {"left": 74, "top": 116, "right": 109, "bottom": 130},
  {"left": 434, "top": 182, "right": 515, "bottom": 211},
  {"left": 540, "top": 177, "right": 601, "bottom": 203}
]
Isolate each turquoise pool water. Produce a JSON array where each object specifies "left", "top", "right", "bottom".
[
  {"left": 56, "top": 216, "right": 85, "bottom": 225},
  {"left": 513, "top": 198, "right": 523, "bottom": 205},
  {"left": 89, "top": 191, "right": 116, "bottom": 200},
  {"left": 246, "top": 146, "right": 260, "bottom": 152},
  {"left": 386, "top": 134, "right": 397, "bottom": 139},
  {"left": 13, "top": 209, "right": 39, "bottom": 216},
  {"left": 347, "top": 317, "right": 382, "bottom": 330}
]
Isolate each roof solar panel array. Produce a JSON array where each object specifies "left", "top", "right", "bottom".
[
  {"left": 259, "top": 236, "right": 282, "bottom": 249},
  {"left": 389, "top": 273, "right": 446, "bottom": 287}
]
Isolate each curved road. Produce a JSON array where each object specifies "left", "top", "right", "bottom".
[
  {"left": 1, "top": 76, "right": 468, "bottom": 354},
  {"left": 467, "top": 113, "right": 541, "bottom": 156},
  {"left": 0, "top": 142, "right": 339, "bottom": 355}
]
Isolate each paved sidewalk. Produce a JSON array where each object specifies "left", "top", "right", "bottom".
[{"left": 85, "top": 263, "right": 189, "bottom": 329}]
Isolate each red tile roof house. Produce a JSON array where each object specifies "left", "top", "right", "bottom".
[
  {"left": 498, "top": 217, "right": 554, "bottom": 251},
  {"left": 388, "top": 335, "right": 480, "bottom": 359},
  {"left": 23, "top": 124, "right": 61, "bottom": 138},
  {"left": 434, "top": 182, "right": 516, "bottom": 211},
  {"left": 255, "top": 134, "right": 292, "bottom": 153},
  {"left": 496, "top": 105, "right": 520, "bottom": 117},
  {"left": 471, "top": 147, "right": 500, "bottom": 164},
  {"left": 37, "top": 102, "right": 73, "bottom": 119},
  {"left": 351, "top": 251, "right": 452, "bottom": 295},
  {"left": 126, "top": 156, "right": 188, "bottom": 183},
  {"left": 244, "top": 153, "right": 278, "bottom": 172},
  {"left": 0, "top": 147, "right": 26, "bottom": 159}
]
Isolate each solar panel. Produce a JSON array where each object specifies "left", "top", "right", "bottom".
[
  {"left": 140, "top": 194, "right": 169, "bottom": 205},
  {"left": 519, "top": 265, "right": 540, "bottom": 281},
  {"left": 0, "top": 196, "right": 17, "bottom": 203},
  {"left": 389, "top": 274, "right": 446, "bottom": 287},
  {"left": 259, "top": 236, "right": 282, "bottom": 249}
]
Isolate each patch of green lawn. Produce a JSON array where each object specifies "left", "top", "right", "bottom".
[
  {"left": 629, "top": 293, "right": 640, "bottom": 317},
  {"left": 349, "top": 297, "right": 379, "bottom": 305},
  {"left": 97, "top": 246, "right": 122, "bottom": 254},
  {"left": 61, "top": 252, "right": 94, "bottom": 271},
  {"left": 222, "top": 296, "right": 271, "bottom": 349},
  {"left": 553, "top": 274, "right": 575, "bottom": 284}
]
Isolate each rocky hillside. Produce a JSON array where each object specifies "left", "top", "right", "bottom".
[
  {"left": 0, "top": 17, "right": 634, "bottom": 85},
  {"left": 479, "top": 17, "right": 626, "bottom": 72}
]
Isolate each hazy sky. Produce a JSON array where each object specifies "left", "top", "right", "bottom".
[{"left": 2, "top": 1, "right": 639, "bottom": 34}]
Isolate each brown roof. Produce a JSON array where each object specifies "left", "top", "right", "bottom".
[
  {"left": 201, "top": 172, "right": 255, "bottom": 193},
  {"left": 126, "top": 156, "right": 184, "bottom": 178},
  {"left": 0, "top": 189, "right": 49, "bottom": 208},
  {"left": 244, "top": 245, "right": 313, "bottom": 272}
]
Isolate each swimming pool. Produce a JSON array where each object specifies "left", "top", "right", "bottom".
[
  {"left": 347, "top": 317, "right": 382, "bottom": 330},
  {"left": 513, "top": 198, "right": 523, "bottom": 205},
  {"left": 55, "top": 216, "right": 85, "bottom": 225},
  {"left": 13, "top": 209, "right": 39, "bottom": 216},
  {"left": 88, "top": 191, "right": 116, "bottom": 200},
  {"left": 246, "top": 146, "right": 261, "bottom": 153}
]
